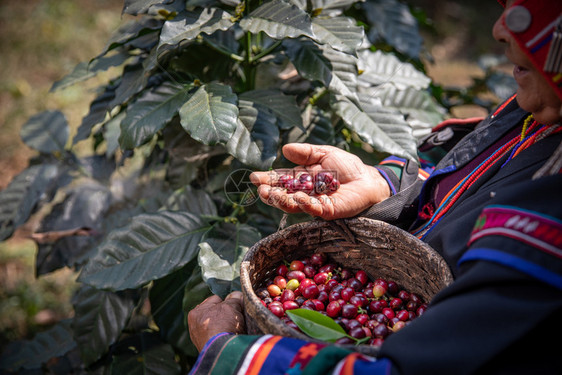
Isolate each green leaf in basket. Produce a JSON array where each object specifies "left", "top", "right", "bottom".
[{"left": 286, "top": 309, "right": 348, "bottom": 343}]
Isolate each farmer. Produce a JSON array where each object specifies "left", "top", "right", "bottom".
[{"left": 188, "top": 0, "right": 562, "bottom": 373}]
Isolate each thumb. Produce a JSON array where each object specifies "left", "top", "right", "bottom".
[
  {"left": 224, "top": 291, "right": 244, "bottom": 310},
  {"left": 225, "top": 291, "right": 243, "bottom": 301},
  {"left": 282, "top": 143, "right": 334, "bottom": 165}
]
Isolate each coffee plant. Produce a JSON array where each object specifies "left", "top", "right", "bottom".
[{"left": 0, "top": 0, "right": 511, "bottom": 373}]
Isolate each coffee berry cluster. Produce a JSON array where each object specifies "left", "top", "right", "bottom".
[
  {"left": 274, "top": 171, "right": 340, "bottom": 195},
  {"left": 256, "top": 253, "right": 428, "bottom": 347}
]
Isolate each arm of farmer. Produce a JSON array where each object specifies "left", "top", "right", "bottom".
[
  {"left": 188, "top": 178, "right": 562, "bottom": 375},
  {"left": 250, "top": 143, "right": 392, "bottom": 220}
]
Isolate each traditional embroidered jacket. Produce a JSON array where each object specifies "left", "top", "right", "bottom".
[{"left": 190, "top": 95, "right": 562, "bottom": 375}]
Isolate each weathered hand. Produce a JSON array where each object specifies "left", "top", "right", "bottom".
[
  {"left": 250, "top": 143, "right": 390, "bottom": 220},
  {"left": 188, "top": 291, "right": 246, "bottom": 352}
]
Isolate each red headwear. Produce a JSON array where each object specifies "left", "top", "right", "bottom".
[{"left": 500, "top": 0, "right": 562, "bottom": 100}]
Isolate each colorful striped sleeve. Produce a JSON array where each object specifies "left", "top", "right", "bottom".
[
  {"left": 189, "top": 334, "right": 391, "bottom": 375},
  {"left": 375, "top": 156, "right": 431, "bottom": 196},
  {"left": 459, "top": 203, "right": 562, "bottom": 290}
]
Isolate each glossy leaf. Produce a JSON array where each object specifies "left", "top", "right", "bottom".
[
  {"left": 240, "top": 0, "right": 314, "bottom": 39},
  {"left": 72, "top": 286, "right": 136, "bottom": 366},
  {"left": 20, "top": 110, "right": 69, "bottom": 153},
  {"left": 78, "top": 211, "right": 209, "bottom": 291},
  {"left": 120, "top": 82, "right": 194, "bottom": 149},
  {"left": 0, "top": 320, "right": 75, "bottom": 371},
  {"left": 36, "top": 181, "right": 112, "bottom": 276},
  {"left": 50, "top": 50, "right": 131, "bottom": 92},
  {"left": 110, "top": 332, "right": 181, "bottom": 375},
  {"left": 356, "top": 92, "right": 418, "bottom": 160},
  {"left": 202, "top": 28, "right": 240, "bottom": 56},
  {"left": 150, "top": 264, "right": 192, "bottom": 355},
  {"left": 239, "top": 89, "right": 302, "bottom": 130},
  {"left": 73, "top": 85, "right": 117, "bottom": 144},
  {"left": 182, "top": 265, "right": 213, "bottom": 357},
  {"left": 160, "top": 185, "right": 218, "bottom": 216},
  {"left": 102, "top": 18, "right": 163, "bottom": 55},
  {"left": 357, "top": 49, "right": 430, "bottom": 90},
  {"left": 311, "top": 17, "right": 364, "bottom": 55},
  {"left": 182, "top": 265, "right": 212, "bottom": 315},
  {"left": 0, "top": 164, "right": 60, "bottom": 241},
  {"left": 104, "top": 111, "right": 125, "bottom": 157},
  {"left": 198, "top": 222, "right": 261, "bottom": 298},
  {"left": 362, "top": 0, "right": 423, "bottom": 59},
  {"left": 159, "top": 8, "right": 234, "bottom": 49},
  {"left": 225, "top": 98, "right": 280, "bottom": 169},
  {"left": 286, "top": 309, "right": 348, "bottom": 343},
  {"left": 179, "top": 82, "right": 238, "bottom": 145},
  {"left": 283, "top": 38, "right": 358, "bottom": 100},
  {"left": 368, "top": 84, "right": 445, "bottom": 139},
  {"left": 301, "top": 107, "right": 335, "bottom": 145},
  {"left": 109, "top": 63, "right": 149, "bottom": 108},
  {"left": 291, "top": 0, "right": 359, "bottom": 13},
  {"left": 123, "top": 0, "right": 175, "bottom": 15},
  {"left": 332, "top": 93, "right": 417, "bottom": 161},
  {"left": 161, "top": 123, "right": 220, "bottom": 189}
]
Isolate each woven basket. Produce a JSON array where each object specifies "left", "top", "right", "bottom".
[{"left": 240, "top": 217, "right": 454, "bottom": 356}]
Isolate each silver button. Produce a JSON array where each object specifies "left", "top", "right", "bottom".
[{"left": 505, "top": 6, "right": 532, "bottom": 33}]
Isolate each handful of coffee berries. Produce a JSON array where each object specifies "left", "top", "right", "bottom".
[
  {"left": 274, "top": 171, "right": 340, "bottom": 195},
  {"left": 256, "top": 252, "right": 428, "bottom": 347}
]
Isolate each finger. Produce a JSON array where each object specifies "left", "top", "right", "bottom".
[
  {"left": 257, "top": 184, "right": 284, "bottom": 202},
  {"left": 225, "top": 291, "right": 243, "bottom": 301},
  {"left": 282, "top": 143, "right": 336, "bottom": 166},
  {"left": 224, "top": 291, "right": 244, "bottom": 311},
  {"left": 296, "top": 193, "right": 336, "bottom": 219},
  {"left": 250, "top": 171, "right": 278, "bottom": 186},
  {"left": 262, "top": 187, "right": 306, "bottom": 214},
  {"left": 197, "top": 294, "right": 222, "bottom": 308}
]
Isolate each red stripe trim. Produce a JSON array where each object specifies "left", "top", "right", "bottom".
[
  {"left": 492, "top": 94, "right": 517, "bottom": 117},
  {"left": 246, "top": 336, "right": 282, "bottom": 375},
  {"left": 338, "top": 352, "right": 362, "bottom": 375},
  {"left": 431, "top": 117, "right": 485, "bottom": 133}
]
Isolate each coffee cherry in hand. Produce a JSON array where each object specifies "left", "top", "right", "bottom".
[{"left": 275, "top": 171, "right": 340, "bottom": 195}]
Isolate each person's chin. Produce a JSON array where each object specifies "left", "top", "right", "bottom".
[
  {"left": 516, "top": 90, "right": 562, "bottom": 124},
  {"left": 515, "top": 85, "right": 533, "bottom": 111}
]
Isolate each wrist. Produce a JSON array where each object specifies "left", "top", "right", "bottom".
[{"left": 367, "top": 166, "right": 391, "bottom": 205}]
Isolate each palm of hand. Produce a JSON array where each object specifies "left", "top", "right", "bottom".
[{"left": 252, "top": 144, "right": 389, "bottom": 220}]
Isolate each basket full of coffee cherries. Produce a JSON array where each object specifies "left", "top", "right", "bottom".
[{"left": 240, "top": 217, "right": 453, "bottom": 356}]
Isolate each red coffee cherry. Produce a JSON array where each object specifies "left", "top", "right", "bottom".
[{"left": 258, "top": 252, "right": 427, "bottom": 348}]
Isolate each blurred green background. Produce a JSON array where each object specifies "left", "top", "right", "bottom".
[
  {"left": 0, "top": 0, "right": 504, "bottom": 354},
  {"left": 0, "top": 0, "right": 124, "bottom": 350}
]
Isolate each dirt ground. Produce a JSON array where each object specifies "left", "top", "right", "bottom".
[
  {"left": 0, "top": 0, "right": 124, "bottom": 348},
  {"left": 0, "top": 0, "right": 507, "bottom": 349}
]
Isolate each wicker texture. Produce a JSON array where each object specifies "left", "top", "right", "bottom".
[{"left": 240, "top": 217, "right": 454, "bottom": 355}]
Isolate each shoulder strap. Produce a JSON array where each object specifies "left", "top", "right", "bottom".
[{"left": 359, "top": 159, "right": 423, "bottom": 229}]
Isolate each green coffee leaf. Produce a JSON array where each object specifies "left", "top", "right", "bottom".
[
  {"left": 286, "top": 309, "right": 348, "bottom": 343},
  {"left": 159, "top": 8, "right": 234, "bottom": 49},
  {"left": 120, "top": 81, "right": 194, "bottom": 149},
  {"left": 179, "top": 82, "right": 238, "bottom": 146},
  {"left": 20, "top": 110, "right": 69, "bottom": 153},
  {"left": 240, "top": 0, "right": 314, "bottom": 40},
  {"left": 78, "top": 211, "right": 209, "bottom": 291}
]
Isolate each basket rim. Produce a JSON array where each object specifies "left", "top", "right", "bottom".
[
  {"left": 240, "top": 217, "right": 453, "bottom": 355},
  {"left": 242, "top": 217, "right": 449, "bottom": 267}
]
